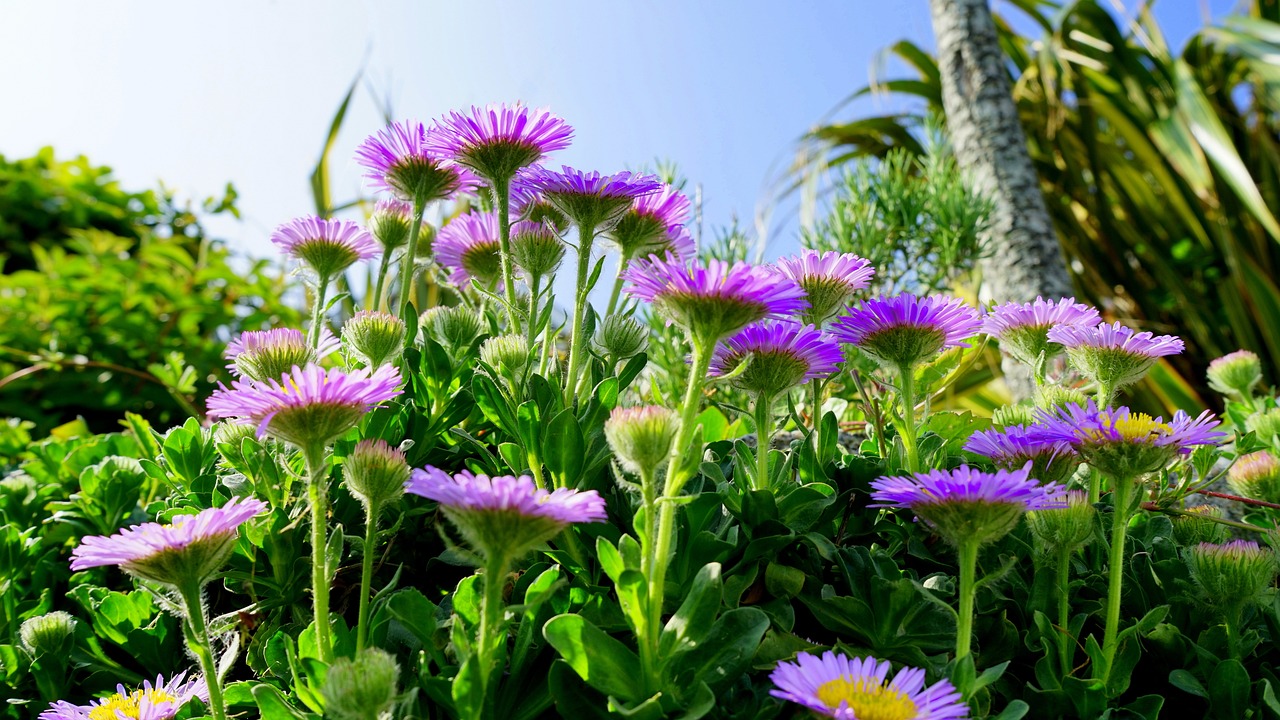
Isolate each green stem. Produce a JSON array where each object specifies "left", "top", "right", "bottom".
[
  {"left": 356, "top": 501, "right": 380, "bottom": 653},
  {"left": 538, "top": 320, "right": 555, "bottom": 378},
  {"left": 398, "top": 201, "right": 427, "bottom": 322},
  {"left": 1225, "top": 602, "right": 1242, "bottom": 661},
  {"left": 307, "top": 276, "right": 331, "bottom": 350},
  {"left": 956, "top": 538, "right": 980, "bottom": 661},
  {"left": 604, "top": 255, "right": 630, "bottom": 318},
  {"left": 1096, "top": 381, "right": 1115, "bottom": 410},
  {"left": 563, "top": 224, "right": 597, "bottom": 405},
  {"left": 897, "top": 363, "right": 920, "bottom": 473},
  {"left": 179, "top": 583, "right": 228, "bottom": 720},
  {"left": 636, "top": 466, "right": 659, "bottom": 695},
  {"left": 1100, "top": 477, "right": 1133, "bottom": 680},
  {"left": 476, "top": 552, "right": 511, "bottom": 717},
  {"left": 304, "top": 447, "right": 334, "bottom": 664},
  {"left": 372, "top": 249, "right": 393, "bottom": 311},
  {"left": 494, "top": 181, "right": 520, "bottom": 330},
  {"left": 645, "top": 339, "right": 713, "bottom": 691},
  {"left": 753, "top": 393, "right": 774, "bottom": 492},
  {"left": 1057, "top": 546, "right": 1073, "bottom": 675},
  {"left": 525, "top": 274, "right": 542, "bottom": 349},
  {"left": 1088, "top": 469, "right": 1101, "bottom": 507}
]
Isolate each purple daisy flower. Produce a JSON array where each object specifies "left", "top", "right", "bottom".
[
  {"left": 270, "top": 216, "right": 380, "bottom": 280},
  {"left": 709, "top": 321, "right": 845, "bottom": 397},
  {"left": 1034, "top": 400, "right": 1226, "bottom": 477},
  {"left": 623, "top": 255, "right": 808, "bottom": 343},
  {"left": 831, "top": 294, "right": 982, "bottom": 370},
  {"left": 525, "top": 166, "right": 664, "bottom": 231},
  {"left": 1046, "top": 321, "right": 1184, "bottom": 397},
  {"left": 433, "top": 212, "right": 503, "bottom": 287},
  {"left": 769, "top": 651, "right": 967, "bottom": 720},
  {"left": 965, "top": 425, "right": 1078, "bottom": 484},
  {"left": 428, "top": 103, "right": 574, "bottom": 182},
  {"left": 982, "top": 297, "right": 1100, "bottom": 366},
  {"left": 71, "top": 496, "right": 267, "bottom": 585},
  {"left": 206, "top": 363, "right": 403, "bottom": 448},
  {"left": 773, "top": 250, "right": 876, "bottom": 324},
  {"left": 606, "top": 183, "right": 694, "bottom": 259},
  {"left": 223, "top": 327, "right": 340, "bottom": 382},
  {"left": 354, "top": 120, "right": 479, "bottom": 204},
  {"left": 39, "top": 672, "right": 209, "bottom": 720},
  {"left": 510, "top": 168, "right": 570, "bottom": 231},
  {"left": 871, "top": 464, "right": 1066, "bottom": 545},
  {"left": 406, "top": 466, "right": 606, "bottom": 557}
]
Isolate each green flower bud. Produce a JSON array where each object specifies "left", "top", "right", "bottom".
[
  {"left": 420, "top": 306, "right": 483, "bottom": 355},
  {"left": 344, "top": 440, "right": 408, "bottom": 517},
  {"left": 322, "top": 648, "right": 400, "bottom": 720},
  {"left": 1186, "top": 540, "right": 1277, "bottom": 609},
  {"left": 1207, "top": 350, "right": 1263, "bottom": 400},
  {"left": 1171, "top": 505, "right": 1231, "bottom": 546},
  {"left": 343, "top": 311, "right": 407, "bottom": 368},
  {"left": 605, "top": 406, "right": 680, "bottom": 477},
  {"left": 1026, "top": 490, "right": 1096, "bottom": 555},
  {"left": 594, "top": 315, "right": 648, "bottom": 360},
  {"left": 19, "top": 611, "right": 77, "bottom": 658},
  {"left": 916, "top": 499, "right": 1027, "bottom": 548},
  {"left": 510, "top": 221, "right": 565, "bottom": 280},
  {"left": 1034, "top": 385, "right": 1090, "bottom": 412},
  {"left": 480, "top": 335, "right": 531, "bottom": 379},
  {"left": 1247, "top": 408, "right": 1280, "bottom": 447},
  {"left": 369, "top": 200, "right": 414, "bottom": 252},
  {"left": 991, "top": 404, "right": 1036, "bottom": 429},
  {"left": 1229, "top": 450, "right": 1280, "bottom": 504}
]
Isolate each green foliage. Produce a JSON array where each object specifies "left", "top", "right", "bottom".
[
  {"left": 803, "top": 141, "right": 992, "bottom": 296},
  {"left": 787, "top": 0, "right": 1280, "bottom": 412},
  {"left": 0, "top": 149, "right": 300, "bottom": 433}
]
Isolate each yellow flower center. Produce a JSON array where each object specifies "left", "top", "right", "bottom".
[
  {"left": 88, "top": 689, "right": 179, "bottom": 720},
  {"left": 814, "top": 676, "right": 918, "bottom": 720},
  {"left": 1092, "top": 412, "right": 1171, "bottom": 443}
]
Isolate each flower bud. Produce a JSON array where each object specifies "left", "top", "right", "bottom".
[
  {"left": 991, "top": 404, "right": 1035, "bottom": 429},
  {"left": 420, "top": 306, "right": 483, "bottom": 355},
  {"left": 322, "top": 648, "right": 400, "bottom": 720},
  {"left": 1229, "top": 450, "right": 1280, "bottom": 504},
  {"left": 1186, "top": 540, "right": 1277, "bottom": 609},
  {"left": 369, "top": 199, "right": 415, "bottom": 253},
  {"left": 343, "top": 311, "right": 407, "bottom": 368},
  {"left": 1170, "top": 505, "right": 1231, "bottom": 546},
  {"left": 1247, "top": 408, "right": 1280, "bottom": 446},
  {"left": 344, "top": 440, "right": 409, "bottom": 517},
  {"left": 19, "top": 611, "right": 77, "bottom": 658},
  {"left": 1034, "top": 385, "right": 1090, "bottom": 412},
  {"left": 1025, "top": 490, "right": 1096, "bottom": 555},
  {"left": 594, "top": 315, "right": 648, "bottom": 360},
  {"left": 1207, "top": 350, "right": 1263, "bottom": 400},
  {"left": 510, "top": 220, "right": 565, "bottom": 280},
  {"left": 605, "top": 406, "right": 680, "bottom": 477},
  {"left": 480, "top": 335, "right": 531, "bottom": 379}
]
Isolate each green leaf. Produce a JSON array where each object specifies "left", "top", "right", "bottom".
[
  {"left": 543, "top": 614, "right": 645, "bottom": 702},
  {"left": 252, "top": 683, "right": 309, "bottom": 720},
  {"left": 660, "top": 562, "right": 723, "bottom": 657},
  {"left": 543, "top": 410, "right": 585, "bottom": 488},
  {"left": 1168, "top": 669, "right": 1207, "bottom": 699},
  {"left": 1208, "top": 659, "right": 1250, "bottom": 719},
  {"left": 665, "top": 607, "right": 769, "bottom": 692}
]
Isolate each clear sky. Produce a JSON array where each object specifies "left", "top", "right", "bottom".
[{"left": 0, "top": 0, "right": 1237, "bottom": 262}]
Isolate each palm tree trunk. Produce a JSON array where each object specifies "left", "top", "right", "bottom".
[{"left": 929, "top": 0, "right": 1074, "bottom": 400}]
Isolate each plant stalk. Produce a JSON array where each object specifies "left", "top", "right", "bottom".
[
  {"left": 397, "top": 201, "right": 427, "bottom": 322},
  {"left": 1100, "top": 476, "right": 1133, "bottom": 680},
  {"left": 1056, "top": 546, "right": 1073, "bottom": 675},
  {"left": 372, "top": 248, "right": 393, "bottom": 311},
  {"left": 753, "top": 392, "right": 774, "bottom": 491},
  {"left": 494, "top": 181, "right": 520, "bottom": 330},
  {"left": 476, "top": 551, "right": 511, "bottom": 717},
  {"left": 180, "top": 582, "right": 228, "bottom": 720},
  {"left": 956, "top": 538, "right": 980, "bottom": 660},
  {"left": 563, "top": 224, "right": 597, "bottom": 404},
  {"left": 897, "top": 363, "right": 920, "bottom": 472},
  {"left": 355, "top": 501, "right": 380, "bottom": 653},
  {"left": 308, "top": 275, "right": 331, "bottom": 350},
  {"left": 304, "top": 446, "right": 334, "bottom": 663}
]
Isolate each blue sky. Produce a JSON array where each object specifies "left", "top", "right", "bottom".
[{"left": 0, "top": 1, "right": 1236, "bottom": 262}]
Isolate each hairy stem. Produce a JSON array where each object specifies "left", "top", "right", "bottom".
[
  {"left": 397, "top": 201, "right": 427, "bottom": 322},
  {"left": 956, "top": 538, "right": 980, "bottom": 661},
  {"left": 753, "top": 392, "right": 774, "bottom": 492},
  {"left": 645, "top": 339, "right": 713, "bottom": 691},
  {"left": 476, "top": 551, "right": 511, "bottom": 718},
  {"left": 494, "top": 181, "right": 520, "bottom": 330},
  {"left": 1100, "top": 477, "right": 1133, "bottom": 680},
  {"left": 304, "top": 447, "right": 334, "bottom": 663},
  {"left": 563, "top": 224, "right": 597, "bottom": 405},
  {"left": 897, "top": 363, "right": 920, "bottom": 472},
  {"left": 356, "top": 501, "right": 380, "bottom": 653},
  {"left": 604, "top": 255, "right": 630, "bottom": 318},
  {"left": 372, "top": 249, "right": 393, "bottom": 311},
  {"left": 308, "top": 276, "right": 331, "bottom": 350},
  {"left": 1057, "top": 546, "right": 1073, "bottom": 675},
  {"left": 180, "top": 583, "right": 228, "bottom": 720}
]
